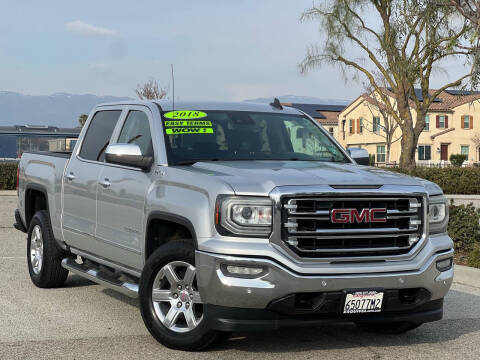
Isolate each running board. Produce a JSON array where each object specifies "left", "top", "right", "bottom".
[{"left": 61, "top": 257, "right": 139, "bottom": 298}]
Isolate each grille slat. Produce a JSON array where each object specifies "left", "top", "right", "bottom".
[{"left": 282, "top": 196, "right": 424, "bottom": 258}]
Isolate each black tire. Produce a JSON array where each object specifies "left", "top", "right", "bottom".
[
  {"left": 355, "top": 321, "right": 422, "bottom": 334},
  {"left": 27, "top": 210, "right": 69, "bottom": 288},
  {"left": 139, "top": 240, "right": 228, "bottom": 351}
]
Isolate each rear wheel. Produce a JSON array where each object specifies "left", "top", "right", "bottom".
[
  {"left": 355, "top": 321, "right": 422, "bottom": 334},
  {"left": 139, "top": 240, "right": 228, "bottom": 351},
  {"left": 27, "top": 210, "right": 69, "bottom": 288}
]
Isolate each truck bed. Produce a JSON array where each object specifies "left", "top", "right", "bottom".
[{"left": 18, "top": 151, "right": 71, "bottom": 242}]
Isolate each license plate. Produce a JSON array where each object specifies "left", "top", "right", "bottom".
[{"left": 343, "top": 290, "right": 383, "bottom": 314}]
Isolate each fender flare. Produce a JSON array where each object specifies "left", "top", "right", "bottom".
[
  {"left": 145, "top": 211, "right": 198, "bottom": 259},
  {"left": 24, "top": 183, "right": 49, "bottom": 227}
]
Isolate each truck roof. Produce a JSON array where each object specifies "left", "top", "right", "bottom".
[{"left": 97, "top": 100, "right": 302, "bottom": 115}]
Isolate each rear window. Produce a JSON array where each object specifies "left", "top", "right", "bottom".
[{"left": 79, "top": 110, "right": 122, "bottom": 162}]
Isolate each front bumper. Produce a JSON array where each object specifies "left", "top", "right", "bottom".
[
  {"left": 196, "top": 248, "right": 453, "bottom": 309},
  {"left": 196, "top": 234, "right": 454, "bottom": 329},
  {"left": 204, "top": 299, "right": 444, "bottom": 332}
]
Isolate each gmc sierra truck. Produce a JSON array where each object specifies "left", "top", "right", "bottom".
[{"left": 14, "top": 100, "right": 453, "bottom": 351}]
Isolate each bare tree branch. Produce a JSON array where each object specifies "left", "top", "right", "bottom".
[
  {"left": 135, "top": 79, "right": 168, "bottom": 100},
  {"left": 299, "top": 0, "right": 479, "bottom": 168}
]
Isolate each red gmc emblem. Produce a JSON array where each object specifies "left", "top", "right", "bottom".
[{"left": 330, "top": 208, "right": 387, "bottom": 223}]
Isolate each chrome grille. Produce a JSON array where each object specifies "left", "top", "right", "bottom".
[{"left": 282, "top": 196, "right": 424, "bottom": 258}]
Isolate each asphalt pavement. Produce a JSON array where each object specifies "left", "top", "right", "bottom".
[{"left": 1, "top": 193, "right": 480, "bottom": 359}]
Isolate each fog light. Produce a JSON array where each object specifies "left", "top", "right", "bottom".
[
  {"left": 436, "top": 257, "right": 453, "bottom": 272},
  {"left": 224, "top": 265, "right": 265, "bottom": 277}
]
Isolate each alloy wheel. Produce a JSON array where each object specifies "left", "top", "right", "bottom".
[
  {"left": 30, "top": 225, "right": 44, "bottom": 275},
  {"left": 151, "top": 261, "right": 203, "bottom": 333}
]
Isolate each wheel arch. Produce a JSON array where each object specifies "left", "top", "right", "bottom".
[
  {"left": 145, "top": 211, "right": 198, "bottom": 261},
  {"left": 24, "top": 183, "right": 49, "bottom": 228}
]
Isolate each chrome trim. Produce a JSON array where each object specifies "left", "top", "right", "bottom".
[
  {"left": 63, "top": 225, "right": 94, "bottom": 238},
  {"left": 287, "top": 245, "right": 412, "bottom": 253},
  {"left": 61, "top": 257, "right": 139, "bottom": 298},
  {"left": 288, "top": 233, "right": 415, "bottom": 240},
  {"left": 105, "top": 144, "right": 153, "bottom": 170},
  {"left": 268, "top": 185, "right": 429, "bottom": 264},
  {"left": 69, "top": 246, "right": 141, "bottom": 278},
  {"left": 94, "top": 234, "right": 143, "bottom": 254},
  {"left": 287, "top": 227, "right": 418, "bottom": 235}
]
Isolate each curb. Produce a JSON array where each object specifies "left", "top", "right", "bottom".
[
  {"left": 446, "top": 194, "right": 480, "bottom": 208},
  {"left": 454, "top": 264, "right": 480, "bottom": 288},
  {"left": 0, "top": 190, "right": 16, "bottom": 196}
]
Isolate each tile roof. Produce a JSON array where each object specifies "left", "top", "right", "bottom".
[
  {"left": 282, "top": 103, "right": 345, "bottom": 123},
  {"left": 378, "top": 88, "right": 480, "bottom": 111}
]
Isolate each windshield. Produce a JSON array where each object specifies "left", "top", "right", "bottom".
[{"left": 161, "top": 110, "right": 349, "bottom": 165}]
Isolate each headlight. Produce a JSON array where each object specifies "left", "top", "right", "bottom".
[
  {"left": 429, "top": 195, "right": 448, "bottom": 234},
  {"left": 215, "top": 196, "right": 272, "bottom": 237}
]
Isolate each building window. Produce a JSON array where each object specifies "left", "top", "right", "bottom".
[
  {"left": 328, "top": 127, "right": 334, "bottom": 136},
  {"left": 424, "top": 115, "right": 429, "bottom": 131},
  {"left": 349, "top": 119, "right": 354, "bottom": 134},
  {"left": 463, "top": 115, "right": 471, "bottom": 129},
  {"left": 461, "top": 145, "right": 469, "bottom": 159},
  {"left": 373, "top": 117, "right": 381, "bottom": 133},
  {"left": 376, "top": 145, "right": 386, "bottom": 163},
  {"left": 437, "top": 115, "right": 447, "bottom": 128},
  {"left": 418, "top": 145, "right": 431, "bottom": 161},
  {"left": 359, "top": 118, "right": 363, "bottom": 134}
]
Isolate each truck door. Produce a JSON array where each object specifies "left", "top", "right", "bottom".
[
  {"left": 95, "top": 106, "right": 155, "bottom": 269},
  {"left": 62, "top": 109, "right": 123, "bottom": 252}
]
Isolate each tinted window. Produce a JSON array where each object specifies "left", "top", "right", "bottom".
[
  {"left": 117, "top": 111, "right": 153, "bottom": 156},
  {"left": 162, "top": 110, "right": 348, "bottom": 165},
  {"left": 79, "top": 110, "right": 121, "bottom": 161}
]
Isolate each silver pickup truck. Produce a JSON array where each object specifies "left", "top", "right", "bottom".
[{"left": 14, "top": 100, "right": 453, "bottom": 350}]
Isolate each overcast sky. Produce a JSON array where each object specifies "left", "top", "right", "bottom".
[{"left": 0, "top": 0, "right": 471, "bottom": 102}]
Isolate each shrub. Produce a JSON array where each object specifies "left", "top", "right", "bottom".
[
  {"left": 384, "top": 167, "right": 480, "bottom": 194},
  {"left": 369, "top": 154, "right": 375, "bottom": 166},
  {"left": 448, "top": 203, "right": 480, "bottom": 251},
  {"left": 467, "top": 246, "right": 480, "bottom": 268},
  {"left": 0, "top": 162, "right": 18, "bottom": 190},
  {"left": 449, "top": 154, "right": 467, "bottom": 167}
]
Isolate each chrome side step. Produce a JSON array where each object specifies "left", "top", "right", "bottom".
[{"left": 61, "top": 257, "right": 139, "bottom": 298}]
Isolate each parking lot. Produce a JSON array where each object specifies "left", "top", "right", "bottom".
[{"left": 1, "top": 193, "right": 480, "bottom": 360}]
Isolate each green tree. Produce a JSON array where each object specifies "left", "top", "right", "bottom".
[
  {"left": 78, "top": 114, "right": 88, "bottom": 128},
  {"left": 450, "top": 1, "right": 480, "bottom": 31},
  {"left": 300, "top": 1, "right": 480, "bottom": 169}
]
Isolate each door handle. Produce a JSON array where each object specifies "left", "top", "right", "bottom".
[
  {"left": 65, "top": 172, "right": 75, "bottom": 181},
  {"left": 99, "top": 179, "right": 111, "bottom": 188}
]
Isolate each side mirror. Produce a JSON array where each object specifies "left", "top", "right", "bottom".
[
  {"left": 105, "top": 144, "right": 153, "bottom": 171},
  {"left": 347, "top": 147, "right": 370, "bottom": 166}
]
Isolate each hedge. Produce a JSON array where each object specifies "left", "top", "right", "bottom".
[
  {"left": 384, "top": 167, "right": 480, "bottom": 195},
  {"left": 0, "top": 162, "right": 18, "bottom": 190},
  {"left": 448, "top": 203, "right": 480, "bottom": 251}
]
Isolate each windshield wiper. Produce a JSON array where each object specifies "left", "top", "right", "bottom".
[{"left": 173, "top": 159, "right": 220, "bottom": 166}]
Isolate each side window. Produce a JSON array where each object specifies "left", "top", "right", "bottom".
[
  {"left": 117, "top": 110, "right": 153, "bottom": 156},
  {"left": 79, "top": 110, "right": 122, "bottom": 162}
]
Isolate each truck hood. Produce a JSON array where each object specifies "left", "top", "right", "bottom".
[{"left": 183, "top": 161, "right": 433, "bottom": 195}]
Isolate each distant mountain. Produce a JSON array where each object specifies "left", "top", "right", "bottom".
[
  {"left": 0, "top": 91, "right": 133, "bottom": 127},
  {"left": 244, "top": 95, "right": 351, "bottom": 105}
]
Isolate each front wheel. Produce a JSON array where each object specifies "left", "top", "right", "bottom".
[
  {"left": 355, "top": 321, "right": 422, "bottom": 334},
  {"left": 139, "top": 240, "right": 228, "bottom": 351}
]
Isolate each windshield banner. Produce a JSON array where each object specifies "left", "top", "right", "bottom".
[{"left": 163, "top": 111, "right": 213, "bottom": 135}]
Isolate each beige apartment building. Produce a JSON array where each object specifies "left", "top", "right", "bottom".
[{"left": 338, "top": 89, "right": 480, "bottom": 165}]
